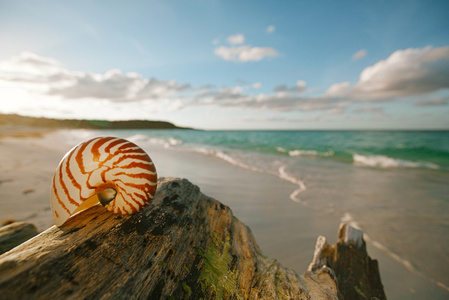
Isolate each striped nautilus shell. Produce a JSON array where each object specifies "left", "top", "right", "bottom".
[{"left": 51, "top": 136, "right": 157, "bottom": 226}]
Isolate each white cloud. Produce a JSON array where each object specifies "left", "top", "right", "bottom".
[
  {"left": 215, "top": 32, "right": 279, "bottom": 62},
  {"left": 352, "top": 46, "right": 449, "bottom": 98},
  {"left": 0, "top": 52, "right": 63, "bottom": 81},
  {"left": 227, "top": 34, "right": 245, "bottom": 45},
  {"left": 296, "top": 80, "right": 306, "bottom": 91},
  {"left": 2, "top": 46, "right": 448, "bottom": 124},
  {"left": 0, "top": 52, "right": 191, "bottom": 102},
  {"left": 352, "top": 49, "right": 367, "bottom": 60},
  {"left": 48, "top": 71, "right": 190, "bottom": 101},
  {"left": 267, "top": 25, "right": 275, "bottom": 33},
  {"left": 194, "top": 82, "right": 345, "bottom": 113},
  {"left": 214, "top": 46, "right": 278, "bottom": 62},
  {"left": 323, "top": 82, "right": 351, "bottom": 97},
  {"left": 7, "top": 52, "right": 61, "bottom": 69},
  {"left": 200, "top": 47, "right": 449, "bottom": 112},
  {"left": 206, "top": 46, "right": 449, "bottom": 113}
]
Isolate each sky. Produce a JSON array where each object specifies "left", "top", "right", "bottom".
[{"left": 0, "top": 0, "right": 448, "bottom": 130}]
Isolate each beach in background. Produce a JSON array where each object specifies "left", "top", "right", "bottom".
[{"left": 0, "top": 128, "right": 448, "bottom": 299}]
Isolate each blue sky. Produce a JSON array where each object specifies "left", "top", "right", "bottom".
[{"left": 0, "top": 0, "right": 448, "bottom": 129}]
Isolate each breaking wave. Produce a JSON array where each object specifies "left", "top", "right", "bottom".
[
  {"left": 288, "top": 149, "right": 334, "bottom": 157},
  {"left": 352, "top": 153, "right": 440, "bottom": 170}
]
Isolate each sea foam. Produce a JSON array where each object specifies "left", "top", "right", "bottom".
[
  {"left": 353, "top": 153, "right": 439, "bottom": 169},
  {"left": 189, "top": 146, "right": 309, "bottom": 205},
  {"left": 214, "top": 151, "right": 261, "bottom": 173},
  {"left": 288, "top": 149, "right": 334, "bottom": 157},
  {"left": 278, "top": 166, "right": 307, "bottom": 205}
]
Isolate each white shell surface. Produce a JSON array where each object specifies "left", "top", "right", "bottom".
[{"left": 50, "top": 137, "right": 157, "bottom": 226}]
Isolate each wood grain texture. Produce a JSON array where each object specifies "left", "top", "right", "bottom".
[
  {"left": 0, "top": 178, "right": 339, "bottom": 299},
  {"left": 308, "top": 224, "right": 387, "bottom": 300}
]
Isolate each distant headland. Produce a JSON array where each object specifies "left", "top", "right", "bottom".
[{"left": 0, "top": 113, "right": 192, "bottom": 130}]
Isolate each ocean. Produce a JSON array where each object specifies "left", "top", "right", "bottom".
[
  {"left": 32, "top": 128, "right": 449, "bottom": 297},
  {"left": 121, "top": 130, "right": 449, "bottom": 171}
]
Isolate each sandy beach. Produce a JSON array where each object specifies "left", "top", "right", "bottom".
[{"left": 0, "top": 128, "right": 448, "bottom": 299}]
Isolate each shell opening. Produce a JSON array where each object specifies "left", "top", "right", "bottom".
[
  {"left": 98, "top": 188, "right": 117, "bottom": 206},
  {"left": 72, "top": 194, "right": 100, "bottom": 215}
]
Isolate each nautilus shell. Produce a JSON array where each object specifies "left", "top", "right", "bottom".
[{"left": 50, "top": 137, "right": 157, "bottom": 226}]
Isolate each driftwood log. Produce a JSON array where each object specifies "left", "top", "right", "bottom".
[
  {"left": 309, "top": 224, "right": 387, "bottom": 300},
  {"left": 0, "top": 177, "right": 385, "bottom": 299}
]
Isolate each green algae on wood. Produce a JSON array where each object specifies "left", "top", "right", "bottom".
[{"left": 199, "top": 233, "right": 243, "bottom": 300}]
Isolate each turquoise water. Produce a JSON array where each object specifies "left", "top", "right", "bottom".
[{"left": 120, "top": 130, "right": 449, "bottom": 171}]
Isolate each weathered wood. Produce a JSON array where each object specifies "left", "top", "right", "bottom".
[
  {"left": 0, "top": 222, "right": 39, "bottom": 255},
  {"left": 0, "top": 177, "right": 339, "bottom": 299},
  {"left": 308, "top": 223, "right": 387, "bottom": 300}
]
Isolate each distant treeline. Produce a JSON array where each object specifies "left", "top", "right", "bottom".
[{"left": 0, "top": 114, "right": 191, "bottom": 130}]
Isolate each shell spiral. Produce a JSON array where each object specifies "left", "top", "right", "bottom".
[{"left": 50, "top": 137, "right": 157, "bottom": 226}]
